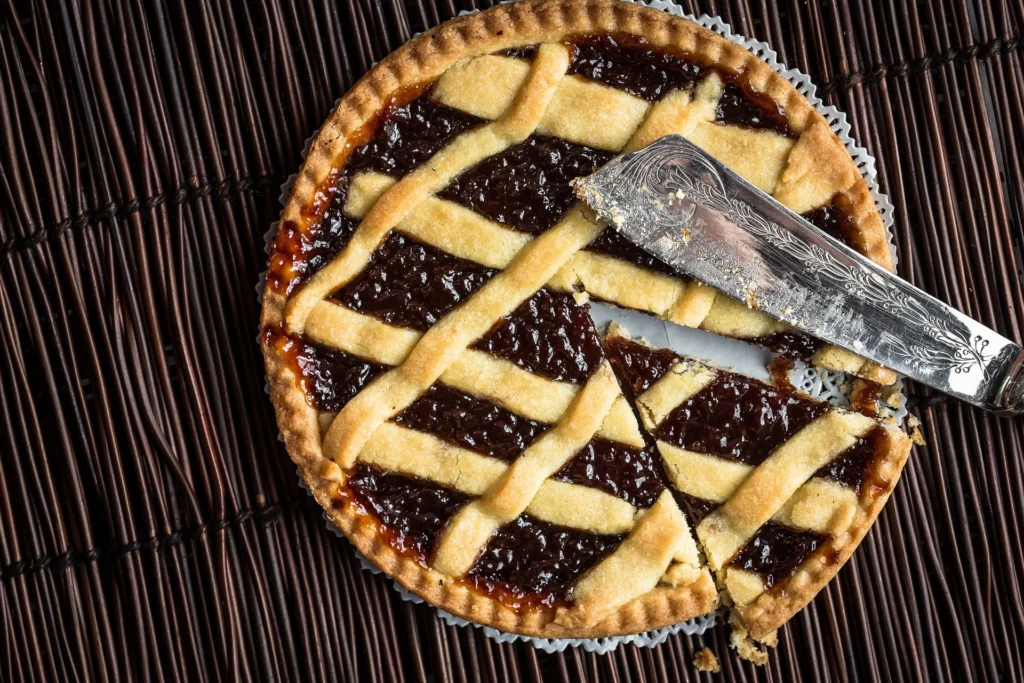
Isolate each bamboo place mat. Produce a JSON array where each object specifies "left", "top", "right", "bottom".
[{"left": 1, "top": 0, "right": 1022, "bottom": 680}]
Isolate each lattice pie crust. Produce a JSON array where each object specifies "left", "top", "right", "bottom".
[{"left": 261, "top": 0, "right": 911, "bottom": 640}]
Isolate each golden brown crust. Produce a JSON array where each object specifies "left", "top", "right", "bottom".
[
  {"left": 261, "top": 0, "right": 895, "bottom": 639},
  {"left": 738, "top": 426, "right": 912, "bottom": 640}
]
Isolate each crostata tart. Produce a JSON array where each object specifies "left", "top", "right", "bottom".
[{"left": 261, "top": 0, "right": 912, "bottom": 643}]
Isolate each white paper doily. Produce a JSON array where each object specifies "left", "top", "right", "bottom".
[{"left": 257, "top": 0, "right": 906, "bottom": 654}]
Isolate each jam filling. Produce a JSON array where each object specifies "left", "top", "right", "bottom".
[
  {"left": 473, "top": 288, "right": 604, "bottom": 384},
  {"left": 814, "top": 426, "right": 885, "bottom": 493},
  {"left": 803, "top": 196, "right": 861, "bottom": 253},
  {"left": 568, "top": 35, "right": 795, "bottom": 138},
  {"left": 272, "top": 37, "right": 882, "bottom": 606},
  {"left": 438, "top": 135, "right": 614, "bottom": 234},
  {"left": 499, "top": 46, "right": 537, "bottom": 60},
  {"left": 850, "top": 381, "right": 883, "bottom": 416},
  {"left": 671, "top": 489, "right": 720, "bottom": 526},
  {"left": 727, "top": 521, "right": 827, "bottom": 588},
  {"left": 394, "top": 384, "right": 546, "bottom": 462},
  {"left": 585, "top": 228, "right": 679, "bottom": 276},
  {"left": 714, "top": 82, "right": 794, "bottom": 137},
  {"left": 767, "top": 353, "right": 796, "bottom": 388},
  {"left": 568, "top": 35, "right": 707, "bottom": 101},
  {"left": 655, "top": 373, "right": 829, "bottom": 467},
  {"left": 347, "top": 97, "right": 483, "bottom": 178},
  {"left": 271, "top": 172, "right": 362, "bottom": 289},
  {"left": 467, "top": 514, "right": 624, "bottom": 608},
  {"left": 555, "top": 438, "right": 667, "bottom": 509},
  {"left": 266, "top": 329, "right": 386, "bottom": 412},
  {"left": 332, "top": 233, "right": 496, "bottom": 331},
  {"left": 346, "top": 464, "right": 471, "bottom": 563},
  {"left": 605, "top": 336, "right": 683, "bottom": 395},
  {"left": 754, "top": 330, "right": 823, "bottom": 363}
]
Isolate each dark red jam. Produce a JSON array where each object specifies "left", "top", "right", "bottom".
[
  {"left": 331, "top": 233, "right": 496, "bottom": 331},
  {"left": 605, "top": 336, "right": 683, "bottom": 395},
  {"left": 714, "top": 82, "right": 794, "bottom": 137},
  {"left": 303, "top": 180, "right": 362, "bottom": 277},
  {"left": 473, "top": 288, "right": 604, "bottom": 384},
  {"left": 438, "top": 135, "right": 614, "bottom": 234},
  {"left": 568, "top": 35, "right": 706, "bottom": 101},
  {"left": 585, "top": 228, "right": 678, "bottom": 276},
  {"left": 269, "top": 169, "right": 361, "bottom": 292},
  {"left": 767, "top": 353, "right": 796, "bottom": 389},
  {"left": 466, "top": 514, "right": 624, "bottom": 608},
  {"left": 346, "top": 464, "right": 471, "bottom": 563},
  {"left": 394, "top": 384, "right": 546, "bottom": 462},
  {"left": 813, "top": 426, "right": 885, "bottom": 493},
  {"left": 727, "top": 521, "right": 827, "bottom": 587},
  {"left": 264, "top": 327, "right": 386, "bottom": 412},
  {"left": 499, "top": 46, "right": 537, "bottom": 60},
  {"left": 654, "top": 373, "right": 829, "bottom": 467},
  {"left": 567, "top": 35, "right": 795, "bottom": 138},
  {"left": 671, "top": 489, "right": 720, "bottom": 526},
  {"left": 850, "top": 380, "right": 883, "bottom": 416},
  {"left": 555, "top": 439, "right": 666, "bottom": 508},
  {"left": 754, "top": 330, "right": 823, "bottom": 363},
  {"left": 803, "top": 196, "right": 861, "bottom": 253},
  {"left": 347, "top": 97, "right": 483, "bottom": 178},
  {"left": 267, "top": 85, "right": 429, "bottom": 293}
]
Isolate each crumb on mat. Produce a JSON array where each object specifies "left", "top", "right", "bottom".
[
  {"left": 907, "top": 414, "right": 927, "bottom": 446},
  {"left": 693, "top": 647, "right": 720, "bottom": 673},
  {"left": 729, "top": 618, "right": 774, "bottom": 666}
]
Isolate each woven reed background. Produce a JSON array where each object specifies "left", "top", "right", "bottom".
[{"left": 1, "top": 0, "right": 1022, "bottom": 680}]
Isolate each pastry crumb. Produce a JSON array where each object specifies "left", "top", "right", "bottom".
[
  {"left": 693, "top": 647, "right": 720, "bottom": 673},
  {"left": 884, "top": 386, "right": 903, "bottom": 409},
  {"left": 907, "top": 414, "right": 927, "bottom": 446},
  {"left": 742, "top": 281, "right": 759, "bottom": 309},
  {"left": 729, "top": 620, "right": 772, "bottom": 666}
]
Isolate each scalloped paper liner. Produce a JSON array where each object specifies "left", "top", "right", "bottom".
[{"left": 254, "top": 0, "right": 905, "bottom": 654}]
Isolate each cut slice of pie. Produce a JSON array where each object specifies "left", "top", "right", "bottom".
[
  {"left": 261, "top": 0, "right": 910, "bottom": 640},
  {"left": 604, "top": 323, "right": 912, "bottom": 642}
]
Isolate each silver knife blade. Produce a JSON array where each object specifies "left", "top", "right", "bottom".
[{"left": 573, "top": 134, "right": 1024, "bottom": 415}]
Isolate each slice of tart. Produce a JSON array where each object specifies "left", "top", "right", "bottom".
[{"left": 605, "top": 323, "right": 912, "bottom": 642}]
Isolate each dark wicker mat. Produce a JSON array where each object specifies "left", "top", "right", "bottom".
[{"left": 1, "top": 0, "right": 1022, "bottom": 680}]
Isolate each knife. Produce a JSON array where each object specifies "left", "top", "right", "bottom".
[{"left": 573, "top": 134, "right": 1024, "bottom": 415}]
